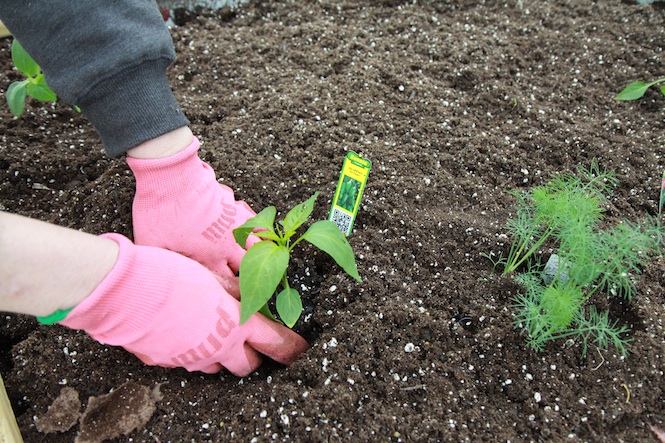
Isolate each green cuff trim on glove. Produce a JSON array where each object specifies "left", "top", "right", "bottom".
[{"left": 36, "top": 307, "right": 74, "bottom": 325}]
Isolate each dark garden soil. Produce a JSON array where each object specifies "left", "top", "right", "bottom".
[{"left": 1, "top": 0, "right": 665, "bottom": 442}]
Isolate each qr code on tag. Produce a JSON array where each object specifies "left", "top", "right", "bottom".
[{"left": 330, "top": 207, "right": 353, "bottom": 234}]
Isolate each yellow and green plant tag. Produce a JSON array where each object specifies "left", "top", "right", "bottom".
[{"left": 329, "top": 152, "right": 371, "bottom": 236}]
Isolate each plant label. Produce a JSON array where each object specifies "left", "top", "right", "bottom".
[{"left": 329, "top": 151, "right": 371, "bottom": 236}]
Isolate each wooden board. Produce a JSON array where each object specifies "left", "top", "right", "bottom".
[
  {"left": 0, "top": 375, "right": 23, "bottom": 443},
  {"left": 0, "top": 20, "right": 11, "bottom": 38}
]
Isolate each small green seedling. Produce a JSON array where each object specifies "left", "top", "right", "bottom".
[
  {"left": 499, "top": 162, "right": 619, "bottom": 277},
  {"left": 616, "top": 77, "right": 665, "bottom": 101},
  {"left": 488, "top": 162, "right": 662, "bottom": 357},
  {"left": 233, "top": 192, "right": 361, "bottom": 327},
  {"left": 6, "top": 39, "right": 57, "bottom": 116}
]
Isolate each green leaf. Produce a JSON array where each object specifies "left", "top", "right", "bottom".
[
  {"left": 616, "top": 81, "right": 650, "bottom": 101},
  {"left": 661, "top": 85, "right": 665, "bottom": 97},
  {"left": 276, "top": 288, "right": 302, "bottom": 328},
  {"left": 26, "top": 75, "right": 57, "bottom": 101},
  {"left": 11, "top": 39, "right": 40, "bottom": 78},
  {"left": 6, "top": 80, "right": 28, "bottom": 116},
  {"left": 616, "top": 78, "right": 665, "bottom": 101},
  {"left": 252, "top": 231, "right": 282, "bottom": 242},
  {"left": 301, "top": 220, "right": 361, "bottom": 281},
  {"left": 233, "top": 206, "right": 277, "bottom": 248},
  {"left": 258, "top": 304, "right": 277, "bottom": 322},
  {"left": 281, "top": 192, "right": 319, "bottom": 235},
  {"left": 539, "top": 283, "right": 582, "bottom": 331},
  {"left": 239, "top": 241, "right": 289, "bottom": 324}
]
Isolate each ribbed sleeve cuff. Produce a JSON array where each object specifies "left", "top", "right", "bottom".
[{"left": 78, "top": 58, "right": 190, "bottom": 158}]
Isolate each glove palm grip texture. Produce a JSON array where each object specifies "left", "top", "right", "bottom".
[
  {"left": 59, "top": 234, "right": 308, "bottom": 375},
  {"left": 126, "top": 137, "right": 255, "bottom": 277}
]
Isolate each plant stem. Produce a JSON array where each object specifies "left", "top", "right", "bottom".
[
  {"left": 503, "top": 226, "right": 554, "bottom": 275},
  {"left": 289, "top": 236, "right": 305, "bottom": 251},
  {"left": 281, "top": 273, "right": 290, "bottom": 292}
]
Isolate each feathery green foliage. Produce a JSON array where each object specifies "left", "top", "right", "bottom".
[{"left": 493, "top": 162, "right": 662, "bottom": 356}]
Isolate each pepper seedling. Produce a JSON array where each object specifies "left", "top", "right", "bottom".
[
  {"left": 6, "top": 39, "right": 57, "bottom": 117},
  {"left": 233, "top": 192, "right": 361, "bottom": 328}
]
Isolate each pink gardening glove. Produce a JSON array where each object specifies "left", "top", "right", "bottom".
[
  {"left": 58, "top": 233, "right": 309, "bottom": 375},
  {"left": 126, "top": 137, "right": 257, "bottom": 277}
]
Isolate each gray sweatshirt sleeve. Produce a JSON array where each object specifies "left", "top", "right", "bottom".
[{"left": 0, "top": 1, "right": 190, "bottom": 157}]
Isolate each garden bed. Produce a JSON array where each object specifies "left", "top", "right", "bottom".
[{"left": 1, "top": 0, "right": 664, "bottom": 441}]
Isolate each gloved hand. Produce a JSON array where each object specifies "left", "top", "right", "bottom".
[
  {"left": 58, "top": 233, "right": 309, "bottom": 375},
  {"left": 126, "top": 137, "right": 257, "bottom": 277}
]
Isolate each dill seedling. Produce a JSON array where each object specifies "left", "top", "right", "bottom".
[
  {"left": 495, "top": 162, "right": 662, "bottom": 357},
  {"left": 500, "top": 162, "right": 616, "bottom": 275}
]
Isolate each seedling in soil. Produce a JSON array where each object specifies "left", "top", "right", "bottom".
[
  {"left": 6, "top": 39, "right": 57, "bottom": 117},
  {"left": 616, "top": 77, "right": 665, "bottom": 101},
  {"left": 233, "top": 192, "right": 361, "bottom": 327},
  {"left": 489, "top": 162, "right": 662, "bottom": 356}
]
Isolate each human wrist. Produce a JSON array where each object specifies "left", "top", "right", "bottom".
[
  {"left": 126, "top": 126, "right": 194, "bottom": 159},
  {"left": 57, "top": 233, "right": 170, "bottom": 339},
  {"left": 0, "top": 212, "right": 119, "bottom": 318}
]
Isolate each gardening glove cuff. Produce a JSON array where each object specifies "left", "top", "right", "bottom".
[
  {"left": 58, "top": 233, "right": 309, "bottom": 375},
  {"left": 126, "top": 137, "right": 258, "bottom": 277}
]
